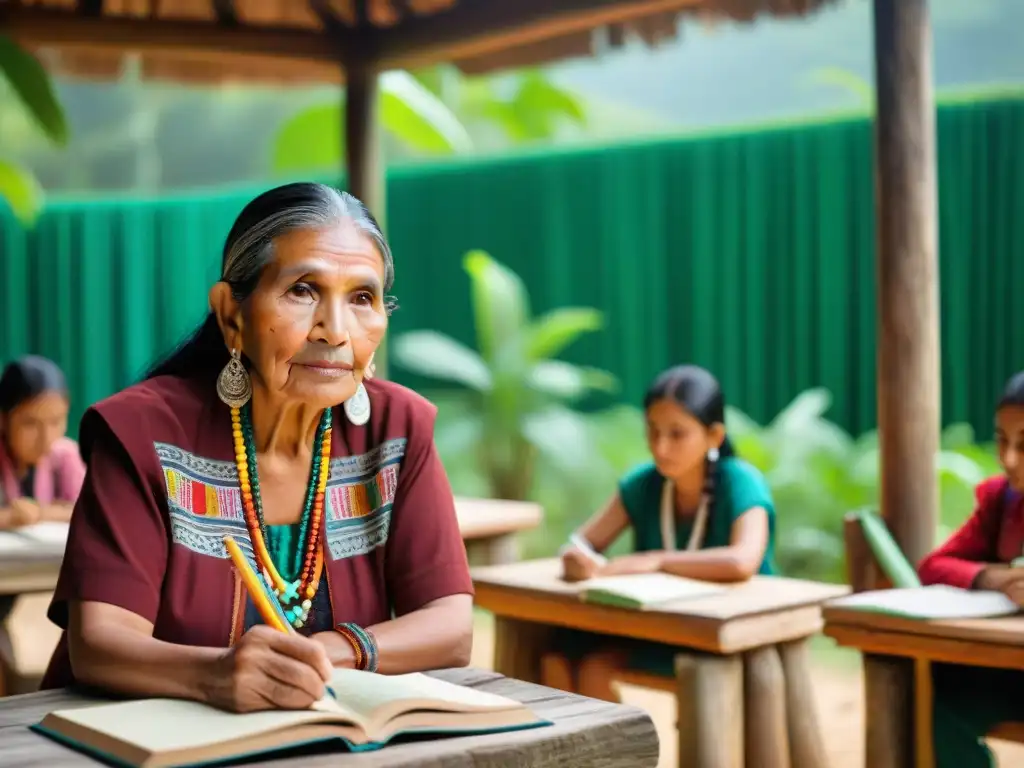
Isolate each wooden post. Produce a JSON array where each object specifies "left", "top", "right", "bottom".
[
  {"left": 345, "top": 65, "right": 389, "bottom": 378},
  {"left": 777, "top": 639, "right": 829, "bottom": 768},
  {"left": 743, "top": 646, "right": 791, "bottom": 768},
  {"left": 872, "top": 0, "right": 939, "bottom": 567},
  {"left": 864, "top": 654, "right": 914, "bottom": 768},
  {"left": 676, "top": 652, "right": 744, "bottom": 768}
]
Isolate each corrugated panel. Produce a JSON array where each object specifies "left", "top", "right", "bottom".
[{"left": 2, "top": 96, "right": 1022, "bottom": 439}]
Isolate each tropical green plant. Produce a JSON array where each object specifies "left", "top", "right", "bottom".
[
  {"left": 0, "top": 35, "right": 68, "bottom": 225},
  {"left": 391, "top": 250, "right": 621, "bottom": 502},
  {"left": 272, "top": 66, "right": 586, "bottom": 173},
  {"left": 727, "top": 388, "right": 1001, "bottom": 582}
]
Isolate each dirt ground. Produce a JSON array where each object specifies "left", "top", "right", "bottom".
[{"left": 9, "top": 596, "right": 1024, "bottom": 767}]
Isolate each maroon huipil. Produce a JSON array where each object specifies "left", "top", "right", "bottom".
[{"left": 42, "top": 374, "right": 473, "bottom": 689}]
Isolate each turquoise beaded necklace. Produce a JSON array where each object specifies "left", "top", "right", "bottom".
[{"left": 240, "top": 406, "right": 331, "bottom": 583}]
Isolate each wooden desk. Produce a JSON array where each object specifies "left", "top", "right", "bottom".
[
  {"left": 473, "top": 558, "right": 849, "bottom": 768},
  {"left": 0, "top": 527, "right": 67, "bottom": 697},
  {"left": 824, "top": 605, "right": 1024, "bottom": 768},
  {"left": 0, "top": 668, "right": 658, "bottom": 767},
  {"left": 455, "top": 497, "right": 542, "bottom": 566}
]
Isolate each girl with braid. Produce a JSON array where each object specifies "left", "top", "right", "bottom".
[{"left": 542, "top": 365, "right": 777, "bottom": 702}]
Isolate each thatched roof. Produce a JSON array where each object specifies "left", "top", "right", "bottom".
[{"left": 2, "top": 0, "right": 834, "bottom": 85}]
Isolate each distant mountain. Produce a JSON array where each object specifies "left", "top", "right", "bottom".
[{"left": 547, "top": 0, "right": 1024, "bottom": 134}]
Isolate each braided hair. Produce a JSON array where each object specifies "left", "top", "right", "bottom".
[{"left": 643, "top": 365, "right": 734, "bottom": 514}]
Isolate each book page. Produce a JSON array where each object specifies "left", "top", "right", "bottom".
[
  {"left": 330, "top": 670, "right": 521, "bottom": 723},
  {"left": 831, "top": 585, "right": 1020, "bottom": 619},
  {"left": 581, "top": 573, "right": 728, "bottom": 605},
  {"left": 45, "top": 698, "right": 346, "bottom": 755},
  {"left": 17, "top": 522, "right": 70, "bottom": 546},
  {"left": 0, "top": 522, "right": 68, "bottom": 554}
]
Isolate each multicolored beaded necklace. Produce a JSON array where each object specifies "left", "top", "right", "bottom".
[{"left": 230, "top": 404, "right": 332, "bottom": 629}]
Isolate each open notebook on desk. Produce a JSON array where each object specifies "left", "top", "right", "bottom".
[
  {"left": 33, "top": 669, "right": 547, "bottom": 768},
  {"left": 828, "top": 585, "right": 1020, "bottom": 620},
  {"left": 576, "top": 573, "right": 728, "bottom": 610},
  {"left": 0, "top": 522, "right": 69, "bottom": 554}
]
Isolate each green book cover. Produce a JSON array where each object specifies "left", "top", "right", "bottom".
[{"left": 32, "top": 670, "right": 549, "bottom": 767}]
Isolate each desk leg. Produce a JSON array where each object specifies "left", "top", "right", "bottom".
[
  {"left": 493, "top": 617, "right": 551, "bottom": 685},
  {"left": 465, "top": 534, "right": 520, "bottom": 566},
  {"left": 676, "top": 652, "right": 744, "bottom": 768},
  {"left": 0, "top": 596, "right": 17, "bottom": 698},
  {"left": 913, "top": 658, "right": 934, "bottom": 768},
  {"left": 744, "top": 645, "right": 791, "bottom": 768},
  {"left": 777, "top": 639, "right": 829, "bottom": 768},
  {"left": 863, "top": 654, "right": 913, "bottom": 768}
]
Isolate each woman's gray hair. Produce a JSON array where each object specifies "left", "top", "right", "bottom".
[{"left": 221, "top": 182, "right": 395, "bottom": 306}]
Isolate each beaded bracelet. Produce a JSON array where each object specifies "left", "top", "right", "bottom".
[{"left": 335, "top": 623, "right": 379, "bottom": 673}]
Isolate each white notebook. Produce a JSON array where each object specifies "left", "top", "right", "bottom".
[
  {"left": 0, "top": 522, "right": 69, "bottom": 554},
  {"left": 829, "top": 585, "right": 1020, "bottom": 620},
  {"left": 578, "top": 573, "right": 727, "bottom": 610}
]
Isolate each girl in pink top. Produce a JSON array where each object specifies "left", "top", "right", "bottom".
[{"left": 0, "top": 355, "right": 85, "bottom": 529}]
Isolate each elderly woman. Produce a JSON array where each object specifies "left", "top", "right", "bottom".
[
  {"left": 0, "top": 355, "right": 85, "bottom": 529},
  {"left": 41, "top": 183, "right": 474, "bottom": 713}
]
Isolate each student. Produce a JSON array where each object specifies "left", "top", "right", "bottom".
[
  {"left": 0, "top": 355, "right": 84, "bottom": 529},
  {"left": 543, "top": 364, "right": 777, "bottom": 701},
  {"left": 918, "top": 369, "right": 1024, "bottom": 768}
]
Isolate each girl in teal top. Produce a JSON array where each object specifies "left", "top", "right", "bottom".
[{"left": 543, "top": 365, "right": 777, "bottom": 702}]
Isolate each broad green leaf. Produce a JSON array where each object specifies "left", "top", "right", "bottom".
[
  {"left": 507, "top": 70, "right": 587, "bottom": 141},
  {"left": 271, "top": 103, "right": 342, "bottom": 174},
  {"left": 391, "top": 330, "right": 492, "bottom": 390},
  {"left": 434, "top": 412, "right": 485, "bottom": 461},
  {"left": 768, "top": 388, "right": 833, "bottom": 433},
  {"left": 521, "top": 405, "right": 599, "bottom": 473},
  {"left": 271, "top": 71, "right": 472, "bottom": 173},
  {"left": 724, "top": 405, "right": 762, "bottom": 436},
  {"left": 527, "top": 361, "right": 618, "bottom": 401},
  {"left": 0, "top": 36, "right": 68, "bottom": 146},
  {"left": 0, "top": 159, "right": 43, "bottom": 225},
  {"left": 463, "top": 250, "right": 530, "bottom": 364},
  {"left": 935, "top": 450, "right": 987, "bottom": 487},
  {"left": 524, "top": 307, "right": 603, "bottom": 360},
  {"left": 804, "top": 67, "right": 875, "bottom": 108},
  {"left": 941, "top": 423, "right": 976, "bottom": 450},
  {"left": 379, "top": 70, "right": 473, "bottom": 154}
]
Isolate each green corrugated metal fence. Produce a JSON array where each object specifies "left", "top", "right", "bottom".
[{"left": 2, "top": 96, "right": 1022, "bottom": 438}]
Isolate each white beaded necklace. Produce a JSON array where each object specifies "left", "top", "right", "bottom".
[{"left": 658, "top": 479, "right": 711, "bottom": 552}]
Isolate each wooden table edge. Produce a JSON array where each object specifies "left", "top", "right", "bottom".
[
  {"left": 823, "top": 621, "right": 1024, "bottom": 670},
  {"left": 475, "top": 581, "right": 828, "bottom": 654}
]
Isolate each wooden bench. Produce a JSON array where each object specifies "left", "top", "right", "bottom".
[
  {"left": 843, "top": 510, "right": 1024, "bottom": 763},
  {"left": 455, "top": 497, "right": 542, "bottom": 566}
]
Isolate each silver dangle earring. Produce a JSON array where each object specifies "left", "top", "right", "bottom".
[
  {"left": 217, "top": 348, "right": 252, "bottom": 408},
  {"left": 707, "top": 447, "right": 720, "bottom": 462},
  {"left": 344, "top": 383, "right": 371, "bottom": 426}
]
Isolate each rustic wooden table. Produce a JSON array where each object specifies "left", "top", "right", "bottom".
[
  {"left": 824, "top": 603, "right": 1024, "bottom": 768},
  {"left": 472, "top": 558, "right": 849, "bottom": 768},
  {"left": 0, "top": 530, "right": 66, "bottom": 697},
  {"left": 455, "top": 497, "right": 542, "bottom": 566},
  {"left": 0, "top": 667, "right": 657, "bottom": 767}
]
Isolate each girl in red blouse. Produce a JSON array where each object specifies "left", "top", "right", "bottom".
[{"left": 918, "top": 369, "right": 1024, "bottom": 768}]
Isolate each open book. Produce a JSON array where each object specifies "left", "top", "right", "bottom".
[
  {"left": 32, "top": 669, "right": 547, "bottom": 767},
  {"left": 0, "top": 521, "right": 69, "bottom": 554},
  {"left": 577, "top": 573, "right": 728, "bottom": 610},
  {"left": 828, "top": 585, "right": 1021, "bottom": 620}
]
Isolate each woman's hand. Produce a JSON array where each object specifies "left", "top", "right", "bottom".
[
  {"left": 9, "top": 498, "right": 41, "bottom": 528},
  {"left": 205, "top": 625, "right": 334, "bottom": 713},
  {"left": 561, "top": 548, "right": 599, "bottom": 582},
  {"left": 598, "top": 551, "right": 664, "bottom": 577}
]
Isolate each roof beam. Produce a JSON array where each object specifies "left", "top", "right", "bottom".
[
  {"left": 0, "top": 6, "right": 349, "bottom": 66},
  {"left": 367, "top": 0, "right": 698, "bottom": 71}
]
